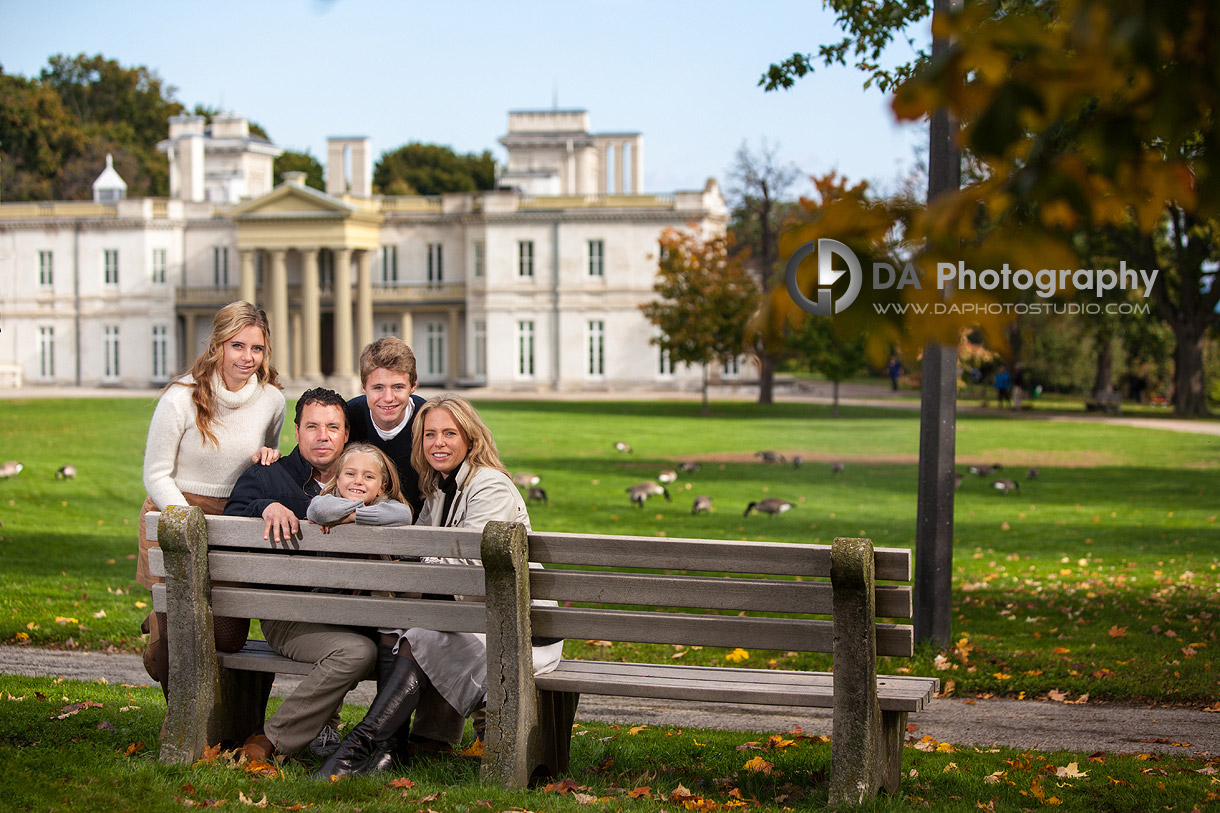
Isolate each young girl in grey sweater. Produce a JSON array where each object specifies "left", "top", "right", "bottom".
[{"left": 307, "top": 443, "right": 413, "bottom": 530}]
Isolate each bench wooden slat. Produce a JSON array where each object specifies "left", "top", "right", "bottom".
[
  {"left": 529, "top": 532, "right": 912, "bottom": 581},
  {"left": 533, "top": 569, "right": 912, "bottom": 617},
  {"left": 530, "top": 606, "right": 914, "bottom": 657},
  {"left": 208, "top": 552, "right": 486, "bottom": 596},
  {"left": 217, "top": 640, "right": 311, "bottom": 675},
  {"left": 534, "top": 661, "right": 933, "bottom": 712},
  {"left": 209, "top": 587, "right": 487, "bottom": 634}
]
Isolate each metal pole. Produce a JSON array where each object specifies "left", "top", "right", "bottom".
[{"left": 913, "top": 0, "right": 962, "bottom": 647}]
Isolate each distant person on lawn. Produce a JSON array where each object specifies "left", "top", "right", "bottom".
[{"left": 137, "top": 301, "right": 284, "bottom": 699}]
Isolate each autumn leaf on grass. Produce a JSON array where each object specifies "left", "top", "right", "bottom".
[
  {"left": 237, "top": 791, "right": 267, "bottom": 807},
  {"left": 388, "top": 777, "right": 415, "bottom": 789},
  {"left": 460, "top": 738, "right": 483, "bottom": 757},
  {"left": 1055, "top": 762, "right": 1088, "bottom": 779},
  {"left": 629, "top": 725, "right": 648, "bottom": 735},
  {"left": 725, "top": 648, "right": 750, "bottom": 662},
  {"left": 586, "top": 640, "right": 613, "bottom": 647},
  {"left": 627, "top": 786, "right": 651, "bottom": 798},
  {"left": 122, "top": 742, "right": 145, "bottom": 756},
  {"left": 670, "top": 783, "right": 698, "bottom": 802},
  {"left": 1052, "top": 647, "right": 1070, "bottom": 655},
  {"left": 573, "top": 792, "right": 603, "bottom": 805},
  {"left": 735, "top": 741, "right": 762, "bottom": 751},
  {"left": 984, "top": 770, "right": 1006, "bottom": 784},
  {"left": 1047, "top": 689, "right": 1067, "bottom": 702},
  {"left": 242, "top": 759, "right": 280, "bottom": 778},
  {"left": 543, "top": 778, "right": 580, "bottom": 795},
  {"left": 55, "top": 700, "right": 103, "bottom": 719},
  {"left": 1064, "top": 693, "right": 1090, "bottom": 705},
  {"left": 194, "top": 744, "right": 223, "bottom": 765},
  {"left": 913, "top": 735, "right": 940, "bottom": 751},
  {"left": 743, "top": 756, "right": 774, "bottom": 775},
  {"left": 1108, "top": 625, "right": 1127, "bottom": 638},
  {"left": 765, "top": 734, "right": 795, "bottom": 749}
]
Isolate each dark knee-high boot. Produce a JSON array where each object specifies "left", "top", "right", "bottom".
[
  {"left": 365, "top": 643, "right": 410, "bottom": 773},
  {"left": 310, "top": 656, "right": 425, "bottom": 780}
]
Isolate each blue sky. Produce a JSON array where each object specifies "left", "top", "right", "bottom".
[{"left": 0, "top": 0, "right": 928, "bottom": 197}]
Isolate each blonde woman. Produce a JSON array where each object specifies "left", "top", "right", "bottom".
[
  {"left": 138, "top": 301, "right": 285, "bottom": 695},
  {"left": 313, "top": 394, "right": 562, "bottom": 779}
]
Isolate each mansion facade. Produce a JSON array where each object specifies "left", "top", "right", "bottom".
[{"left": 0, "top": 110, "right": 746, "bottom": 394}]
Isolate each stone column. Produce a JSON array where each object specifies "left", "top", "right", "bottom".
[
  {"left": 356, "top": 249, "right": 373, "bottom": 354},
  {"left": 447, "top": 308, "right": 461, "bottom": 387},
  {"left": 269, "top": 250, "right": 289, "bottom": 376},
  {"left": 615, "top": 141, "right": 625, "bottom": 196},
  {"left": 239, "top": 250, "right": 256, "bottom": 305},
  {"left": 333, "top": 247, "right": 354, "bottom": 377},
  {"left": 631, "top": 137, "right": 643, "bottom": 194},
  {"left": 399, "top": 311, "right": 414, "bottom": 348},
  {"left": 300, "top": 248, "right": 322, "bottom": 380},
  {"left": 290, "top": 311, "right": 302, "bottom": 383},
  {"left": 599, "top": 143, "right": 609, "bottom": 195}
]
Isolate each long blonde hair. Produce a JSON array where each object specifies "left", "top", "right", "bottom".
[
  {"left": 411, "top": 394, "right": 508, "bottom": 497},
  {"left": 173, "top": 301, "right": 280, "bottom": 446},
  {"left": 321, "top": 443, "right": 405, "bottom": 504}
]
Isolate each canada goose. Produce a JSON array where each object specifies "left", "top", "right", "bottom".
[
  {"left": 954, "top": 472, "right": 964, "bottom": 489},
  {"left": 627, "top": 481, "right": 671, "bottom": 507},
  {"left": 55, "top": 465, "right": 77, "bottom": 480},
  {"left": 792, "top": 456, "right": 803, "bottom": 469},
  {"left": 755, "top": 451, "right": 786, "bottom": 464},
  {"left": 968, "top": 463, "right": 1002, "bottom": 476},
  {"left": 511, "top": 472, "right": 540, "bottom": 488},
  {"left": 527, "top": 486, "right": 548, "bottom": 503},
  {"left": 657, "top": 469, "right": 678, "bottom": 484},
  {"left": 992, "top": 478, "right": 1020, "bottom": 494},
  {"left": 1026, "top": 467, "right": 1040, "bottom": 480},
  {"left": 0, "top": 461, "right": 23, "bottom": 478},
  {"left": 691, "top": 495, "right": 713, "bottom": 514},
  {"left": 614, "top": 441, "right": 633, "bottom": 454},
  {"left": 830, "top": 461, "right": 844, "bottom": 475},
  {"left": 677, "top": 461, "right": 701, "bottom": 473},
  {"left": 743, "top": 498, "right": 794, "bottom": 517}
]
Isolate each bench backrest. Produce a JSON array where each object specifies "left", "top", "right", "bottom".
[{"left": 145, "top": 513, "right": 914, "bottom": 657}]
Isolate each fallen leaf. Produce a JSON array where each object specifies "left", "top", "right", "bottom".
[
  {"left": 1108, "top": 625, "right": 1127, "bottom": 638},
  {"left": 765, "top": 734, "right": 794, "bottom": 749},
  {"left": 97, "top": 721, "right": 114, "bottom": 730},
  {"left": 1064, "top": 693, "right": 1090, "bottom": 705},
  {"left": 984, "top": 770, "right": 1005, "bottom": 784},
  {"left": 586, "top": 640, "right": 613, "bottom": 647},
  {"left": 670, "top": 783, "right": 697, "bottom": 801},
  {"left": 628, "top": 786, "right": 651, "bottom": 798},
  {"left": 1047, "top": 689, "right": 1067, "bottom": 702},
  {"left": 743, "top": 756, "right": 773, "bottom": 774},
  {"left": 388, "top": 777, "right": 415, "bottom": 789},
  {"left": 237, "top": 791, "right": 267, "bottom": 807},
  {"left": 123, "top": 742, "right": 145, "bottom": 756},
  {"left": 1056, "top": 762, "right": 1088, "bottom": 778},
  {"left": 543, "top": 778, "right": 579, "bottom": 795},
  {"left": 460, "top": 738, "right": 483, "bottom": 757},
  {"left": 572, "top": 792, "right": 601, "bottom": 805},
  {"left": 629, "top": 725, "right": 648, "bottom": 735}
]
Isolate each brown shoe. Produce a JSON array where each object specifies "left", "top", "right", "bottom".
[{"left": 241, "top": 732, "right": 275, "bottom": 762}]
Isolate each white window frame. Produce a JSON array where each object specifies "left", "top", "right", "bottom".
[
  {"left": 658, "top": 346, "right": 674, "bottom": 378},
  {"left": 103, "top": 249, "right": 119, "bottom": 286},
  {"left": 381, "top": 245, "right": 398, "bottom": 284},
  {"left": 587, "top": 319, "right": 605, "bottom": 378},
  {"left": 425, "top": 322, "right": 446, "bottom": 377},
  {"left": 151, "top": 324, "right": 169, "bottom": 382},
  {"left": 103, "top": 325, "right": 120, "bottom": 381},
  {"left": 588, "top": 239, "right": 604, "bottom": 278},
  {"left": 151, "top": 248, "right": 167, "bottom": 285},
  {"left": 473, "top": 240, "right": 485, "bottom": 278},
  {"left": 518, "top": 240, "right": 534, "bottom": 278},
  {"left": 722, "top": 355, "right": 741, "bottom": 379},
  {"left": 38, "top": 250, "right": 53, "bottom": 288},
  {"left": 473, "top": 319, "right": 487, "bottom": 377},
  {"left": 213, "top": 246, "right": 229, "bottom": 287},
  {"left": 516, "top": 320, "right": 535, "bottom": 377},
  {"left": 427, "top": 243, "right": 443, "bottom": 284},
  {"left": 376, "top": 320, "right": 398, "bottom": 340},
  {"left": 38, "top": 326, "right": 55, "bottom": 380}
]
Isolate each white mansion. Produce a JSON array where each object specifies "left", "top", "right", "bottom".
[{"left": 0, "top": 110, "right": 746, "bottom": 394}]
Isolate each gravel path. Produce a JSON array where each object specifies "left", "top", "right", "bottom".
[{"left": 2, "top": 646, "right": 1215, "bottom": 758}]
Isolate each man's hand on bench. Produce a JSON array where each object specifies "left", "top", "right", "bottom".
[{"left": 262, "top": 502, "right": 301, "bottom": 543}]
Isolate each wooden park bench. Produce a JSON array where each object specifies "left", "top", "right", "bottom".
[{"left": 147, "top": 508, "right": 936, "bottom": 806}]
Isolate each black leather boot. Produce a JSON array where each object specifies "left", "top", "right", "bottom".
[
  {"left": 310, "top": 656, "right": 424, "bottom": 780},
  {"left": 365, "top": 643, "right": 410, "bottom": 773}
]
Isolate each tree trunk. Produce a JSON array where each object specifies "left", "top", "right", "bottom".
[
  {"left": 1173, "top": 326, "right": 1209, "bottom": 417},
  {"left": 757, "top": 351, "right": 775, "bottom": 405},
  {"left": 1092, "top": 336, "right": 1114, "bottom": 396},
  {"left": 701, "top": 364, "right": 710, "bottom": 416}
]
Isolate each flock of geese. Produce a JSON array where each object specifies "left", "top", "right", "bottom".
[
  {"left": 957, "top": 463, "right": 1040, "bottom": 495},
  {"left": 0, "top": 462, "right": 75, "bottom": 479}
]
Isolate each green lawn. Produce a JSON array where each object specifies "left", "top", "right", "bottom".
[{"left": 1, "top": 396, "right": 1218, "bottom": 811}]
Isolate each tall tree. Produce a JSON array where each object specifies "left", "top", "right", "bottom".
[
  {"left": 374, "top": 143, "right": 496, "bottom": 196},
  {"left": 274, "top": 149, "right": 325, "bottom": 191},
  {"left": 789, "top": 315, "right": 869, "bottom": 416},
  {"left": 726, "top": 140, "right": 801, "bottom": 404},
  {"left": 641, "top": 227, "right": 759, "bottom": 414},
  {"left": 0, "top": 70, "right": 86, "bottom": 200}
]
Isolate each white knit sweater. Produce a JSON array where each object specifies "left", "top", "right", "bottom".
[{"left": 142, "top": 373, "right": 286, "bottom": 509}]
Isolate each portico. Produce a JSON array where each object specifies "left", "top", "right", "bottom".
[{"left": 229, "top": 172, "right": 394, "bottom": 389}]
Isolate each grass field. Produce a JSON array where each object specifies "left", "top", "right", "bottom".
[{"left": 1, "top": 396, "right": 1218, "bottom": 811}]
